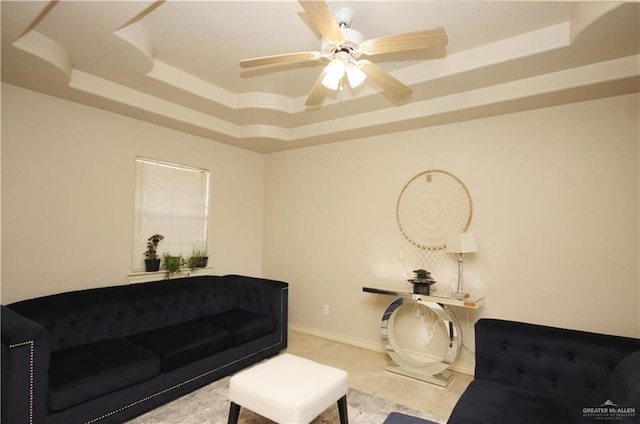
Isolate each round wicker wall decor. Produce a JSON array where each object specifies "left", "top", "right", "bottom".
[{"left": 396, "top": 169, "right": 473, "bottom": 250}]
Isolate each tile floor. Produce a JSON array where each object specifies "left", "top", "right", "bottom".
[{"left": 284, "top": 330, "right": 472, "bottom": 423}]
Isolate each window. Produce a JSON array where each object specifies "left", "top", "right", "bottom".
[{"left": 132, "top": 157, "right": 210, "bottom": 271}]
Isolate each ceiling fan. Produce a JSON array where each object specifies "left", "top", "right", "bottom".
[{"left": 239, "top": 0, "right": 448, "bottom": 107}]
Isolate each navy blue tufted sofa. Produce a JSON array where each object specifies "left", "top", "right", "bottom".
[
  {"left": 448, "top": 319, "right": 640, "bottom": 424},
  {"left": 1, "top": 274, "right": 288, "bottom": 424}
]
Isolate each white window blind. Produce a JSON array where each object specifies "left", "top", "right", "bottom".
[{"left": 132, "top": 157, "right": 210, "bottom": 271}]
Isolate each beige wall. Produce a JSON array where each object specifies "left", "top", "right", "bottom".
[
  {"left": 263, "top": 93, "right": 640, "bottom": 369},
  {"left": 2, "top": 83, "right": 638, "bottom": 373},
  {"left": 1, "top": 83, "right": 265, "bottom": 304}
]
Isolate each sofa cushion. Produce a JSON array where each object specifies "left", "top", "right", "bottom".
[
  {"left": 126, "top": 321, "right": 231, "bottom": 372},
  {"left": 448, "top": 379, "right": 585, "bottom": 424},
  {"left": 48, "top": 338, "right": 160, "bottom": 412},
  {"left": 196, "top": 308, "right": 278, "bottom": 346}
]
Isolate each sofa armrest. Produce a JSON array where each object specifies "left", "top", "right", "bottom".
[
  {"left": 473, "top": 319, "right": 640, "bottom": 405},
  {"left": 224, "top": 275, "right": 289, "bottom": 317},
  {"left": 224, "top": 275, "right": 289, "bottom": 345},
  {"left": 1, "top": 306, "right": 51, "bottom": 424}
]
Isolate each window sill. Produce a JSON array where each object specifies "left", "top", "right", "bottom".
[{"left": 128, "top": 267, "right": 214, "bottom": 284}]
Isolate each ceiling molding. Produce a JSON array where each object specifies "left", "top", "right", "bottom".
[{"left": 2, "top": 1, "right": 637, "bottom": 153}]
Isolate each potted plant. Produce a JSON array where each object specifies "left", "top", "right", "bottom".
[
  {"left": 163, "top": 253, "right": 184, "bottom": 279},
  {"left": 186, "top": 242, "right": 209, "bottom": 272},
  {"left": 144, "top": 234, "right": 164, "bottom": 272}
]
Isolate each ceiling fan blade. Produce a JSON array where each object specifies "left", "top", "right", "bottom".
[
  {"left": 305, "top": 69, "right": 328, "bottom": 106},
  {"left": 360, "top": 28, "right": 448, "bottom": 55},
  {"left": 299, "top": 0, "right": 344, "bottom": 43},
  {"left": 240, "top": 51, "right": 322, "bottom": 68},
  {"left": 360, "top": 60, "right": 412, "bottom": 98}
]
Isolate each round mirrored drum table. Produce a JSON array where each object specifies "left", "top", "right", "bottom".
[{"left": 363, "top": 286, "right": 484, "bottom": 387}]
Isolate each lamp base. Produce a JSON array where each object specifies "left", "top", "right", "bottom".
[{"left": 451, "top": 291, "right": 469, "bottom": 300}]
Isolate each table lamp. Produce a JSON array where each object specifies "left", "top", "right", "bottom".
[{"left": 445, "top": 232, "right": 478, "bottom": 299}]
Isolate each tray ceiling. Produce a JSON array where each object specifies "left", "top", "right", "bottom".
[{"left": 2, "top": 1, "right": 639, "bottom": 153}]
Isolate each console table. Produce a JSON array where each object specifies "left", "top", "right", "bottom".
[{"left": 363, "top": 286, "right": 484, "bottom": 386}]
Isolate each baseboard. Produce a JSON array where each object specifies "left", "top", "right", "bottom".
[
  {"left": 289, "top": 323, "right": 386, "bottom": 352},
  {"left": 288, "top": 323, "right": 475, "bottom": 376}
]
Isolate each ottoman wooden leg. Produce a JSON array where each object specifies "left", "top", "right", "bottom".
[
  {"left": 337, "top": 395, "right": 349, "bottom": 424},
  {"left": 228, "top": 401, "right": 241, "bottom": 424}
]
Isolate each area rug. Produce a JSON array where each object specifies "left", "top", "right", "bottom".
[{"left": 125, "top": 376, "right": 442, "bottom": 423}]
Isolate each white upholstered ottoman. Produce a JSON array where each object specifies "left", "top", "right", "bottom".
[{"left": 228, "top": 353, "right": 349, "bottom": 424}]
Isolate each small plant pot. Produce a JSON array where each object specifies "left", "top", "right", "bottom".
[
  {"left": 187, "top": 256, "right": 208, "bottom": 269},
  {"left": 196, "top": 257, "right": 208, "bottom": 268},
  {"left": 164, "top": 256, "right": 182, "bottom": 272},
  {"left": 145, "top": 259, "right": 161, "bottom": 272}
]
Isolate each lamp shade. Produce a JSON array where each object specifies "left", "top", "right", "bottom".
[{"left": 445, "top": 232, "right": 478, "bottom": 253}]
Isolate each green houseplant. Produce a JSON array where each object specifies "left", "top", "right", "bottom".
[
  {"left": 162, "top": 253, "right": 184, "bottom": 279},
  {"left": 186, "top": 242, "right": 209, "bottom": 272},
  {"left": 144, "top": 234, "right": 164, "bottom": 272}
]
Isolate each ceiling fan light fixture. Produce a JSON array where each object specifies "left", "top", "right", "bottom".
[
  {"left": 322, "top": 58, "right": 346, "bottom": 90},
  {"left": 241, "top": 0, "right": 446, "bottom": 106},
  {"left": 346, "top": 62, "right": 366, "bottom": 88}
]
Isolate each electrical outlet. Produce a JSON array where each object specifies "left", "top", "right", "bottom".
[{"left": 323, "top": 305, "right": 330, "bottom": 315}]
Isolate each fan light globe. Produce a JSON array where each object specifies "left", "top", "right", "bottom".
[
  {"left": 322, "top": 59, "right": 346, "bottom": 89},
  {"left": 346, "top": 63, "right": 366, "bottom": 88}
]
